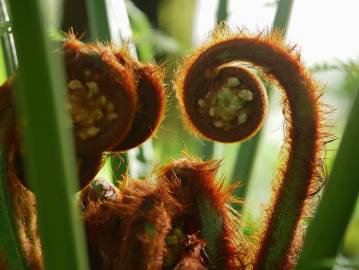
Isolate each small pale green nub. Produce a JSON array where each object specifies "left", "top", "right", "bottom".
[{"left": 197, "top": 76, "right": 254, "bottom": 130}]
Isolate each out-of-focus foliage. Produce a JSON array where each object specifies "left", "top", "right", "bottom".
[
  {"left": 0, "top": 21, "right": 10, "bottom": 34},
  {"left": 343, "top": 202, "right": 359, "bottom": 258},
  {"left": 158, "top": 0, "right": 195, "bottom": 49},
  {"left": 311, "top": 61, "right": 359, "bottom": 97},
  {"left": 126, "top": 0, "right": 182, "bottom": 61}
]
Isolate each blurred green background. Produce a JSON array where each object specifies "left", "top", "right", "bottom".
[{"left": 1, "top": 0, "right": 358, "bottom": 269}]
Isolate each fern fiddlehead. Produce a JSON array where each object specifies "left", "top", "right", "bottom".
[{"left": 175, "top": 27, "right": 326, "bottom": 269}]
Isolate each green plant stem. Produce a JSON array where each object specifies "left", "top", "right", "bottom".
[
  {"left": 271, "top": 0, "right": 295, "bottom": 35},
  {"left": 126, "top": 0, "right": 154, "bottom": 63},
  {"left": 7, "top": 0, "right": 89, "bottom": 269},
  {"left": 85, "top": 0, "right": 111, "bottom": 41},
  {"left": 296, "top": 89, "right": 359, "bottom": 270},
  {"left": 86, "top": 0, "right": 135, "bottom": 48},
  {"left": 216, "top": 0, "right": 228, "bottom": 23},
  {"left": 0, "top": 0, "right": 17, "bottom": 75},
  {"left": 231, "top": 0, "right": 295, "bottom": 209}
]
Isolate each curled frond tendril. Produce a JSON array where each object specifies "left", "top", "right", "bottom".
[
  {"left": 176, "top": 26, "right": 326, "bottom": 269},
  {"left": 178, "top": 61, "right": 268, "bottom": 142}
]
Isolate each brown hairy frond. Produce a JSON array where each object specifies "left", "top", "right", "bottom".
[
  {"left": 175, "top": 25, "right": 329, "bottom": 269},
  {"left": 156, "top": 156, "right": 251, "bottom": 269}
]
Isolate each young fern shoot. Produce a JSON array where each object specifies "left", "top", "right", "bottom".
[{"left": 176, "top": 26, "right": 327, "bottom": 269}]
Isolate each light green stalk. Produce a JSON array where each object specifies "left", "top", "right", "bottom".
[
  {"left": 7, "top": 0, "right": 89, "bottom": 269},
  {"left": 296, "top": 89, "right": 359, "bottom": 270}
]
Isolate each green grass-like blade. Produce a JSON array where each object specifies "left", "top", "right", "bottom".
[
  {"left": 126, "top": 0, "right": 155, "bottom": 63},
  {"left": 296, "top": 90, "right": 359, "bottom": 269},
  {"left": 230, "top": 0, "right": 295, "bottom": 208},
  {"left": 85, "top": 0, "right": 111, "bottom": 41},
  {"left": 0, "top": 3, "right": 23, "bottom": 268},
  {"left": 7, "top": 0, "right": 89, "bottom": 269}
]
